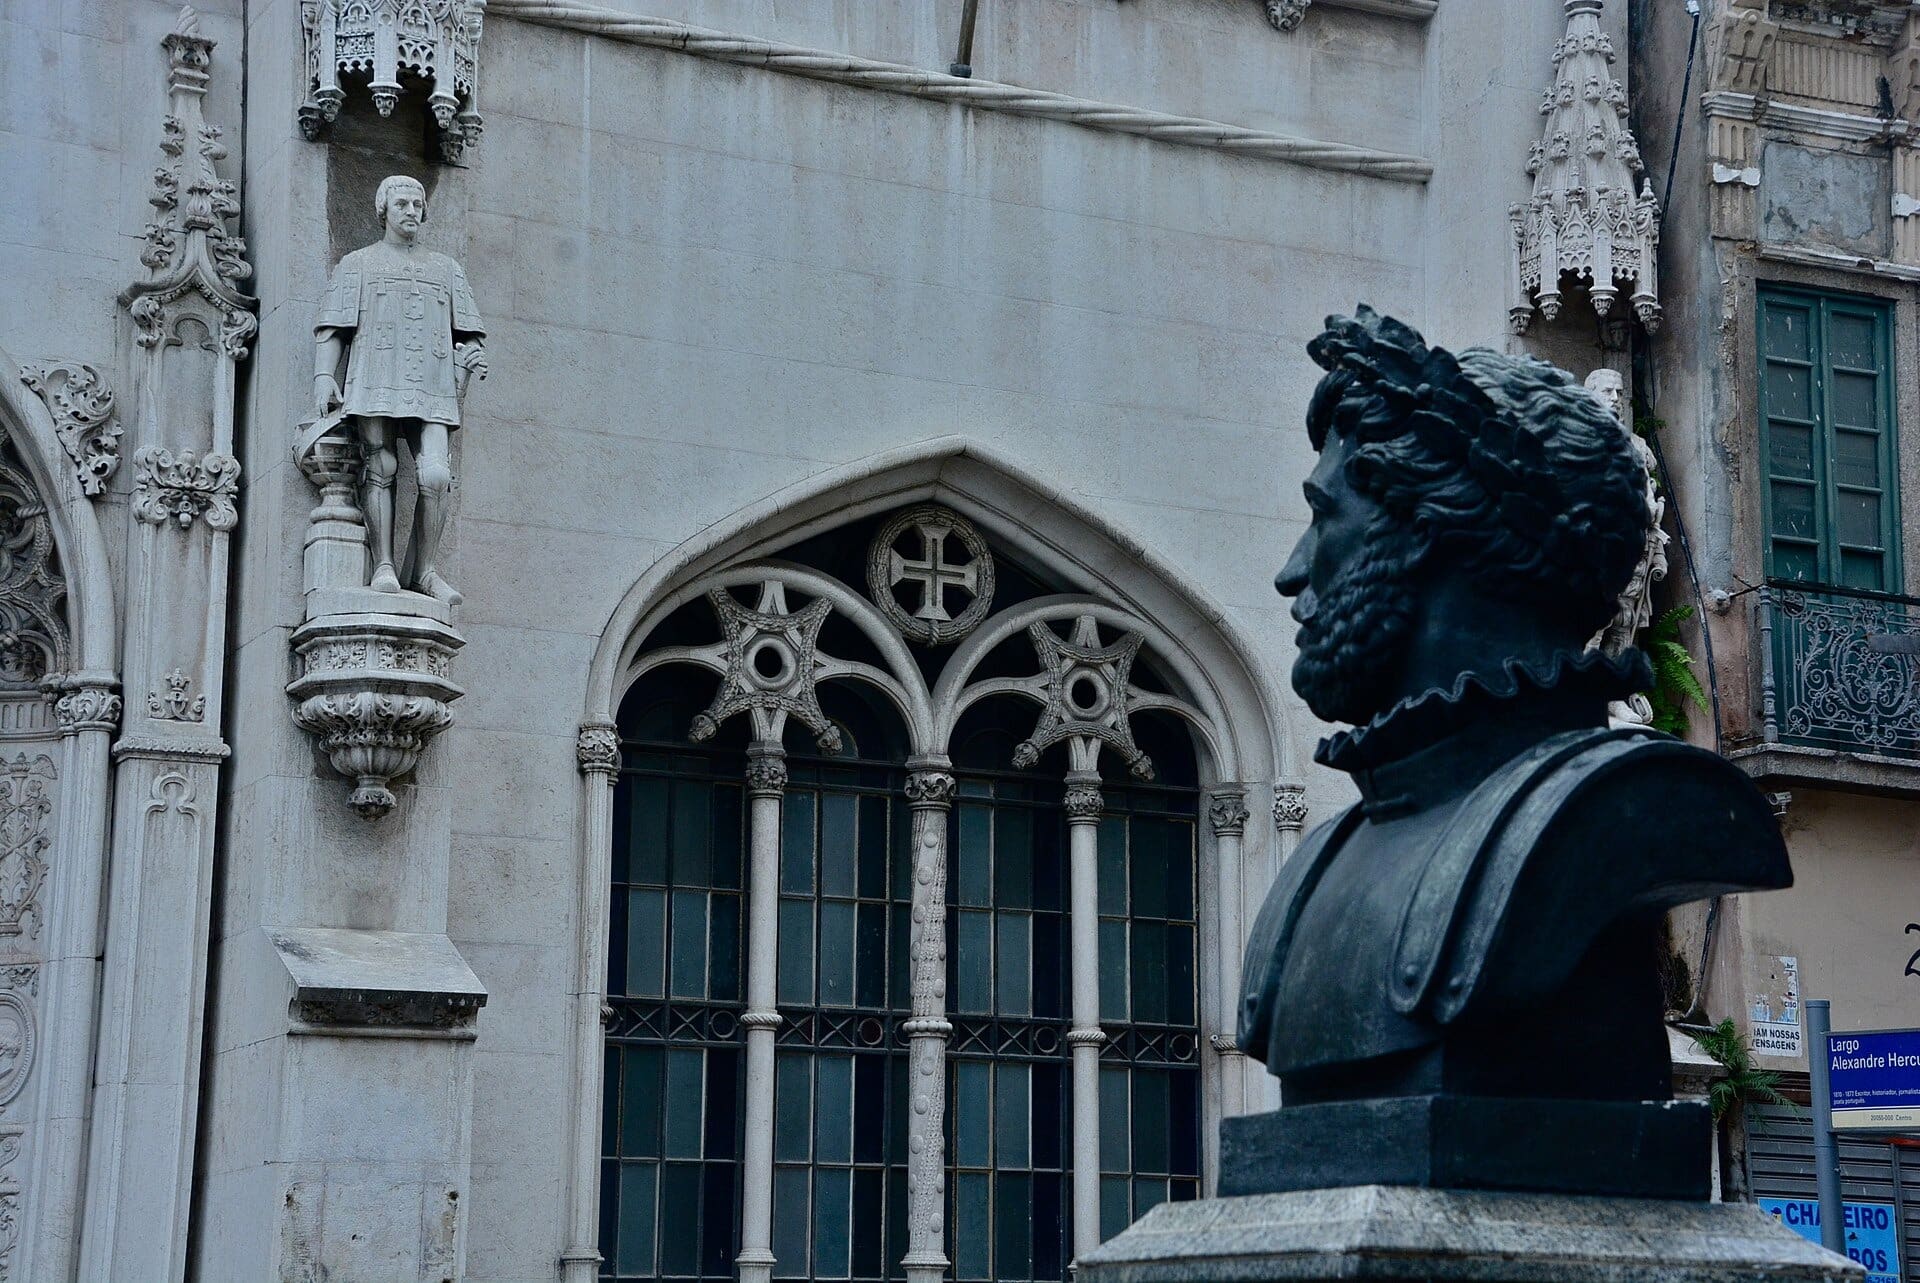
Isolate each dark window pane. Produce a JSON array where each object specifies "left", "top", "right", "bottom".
[
  {"left": 1132, "top": 1069, "right": 1170, "bottom": 1174},
  {"left": 814, "top": 1167, "right": 853, "bottom": 1278},
  {"left": 1762, "top": 304, "right": 1811, "bottom": 362},
  {"left": 858, "top": 795, "right": 889, "bottom": 899},
  {"left": 673, "top": 779, "right": 711, "bottom": 886},
  {"left": 954, "top": 910, "right": 992, "bottom": 1013},
  {"left": 890, "top": 905, "right": 910, "bottom": 1011},
  {"left": 954, "top": 1061, "right": 991, "bottom": 1168},
  {"left": 1129, "top": 823, "right": 1167, "bottom": 919},
  {"left": 1032, "top": 913, "right": 1064, "bottom": 1019},
  {"left": 1771, "top": 481, "right": 1817, "bottom": 541},
  {"left": 857, "top": 902, "right": 888, "bottom": 1008},
  {"left": 819, "top": 901, "right": 857, "bottom": 1006},
  {"left": 615, "top": 1162, "right": 658, "bottom": 1275},
  {"left": 996, "top": 914, "right": 1032, "bottom": 1017},
  {"left": 1096, "top": 817, "right": 1127, "bottom": 915},
  {"left": 995, "top": 809, "right": 1033, "bottom": 909},
  {"left": 954, "top": 1172, "right": 990, "bottom": 1278},
  {"left": 1099, "top": 1176, "right": 1130, "bottom": 1243},
  {"left": 1099, "top": 1068, "right": 1130, "bottom": 1172},
  {"left": 995, "top": 1063, "right": 1030, "bottom": 1169},
  {"left": 778, "top": 900, "right": 815, "bottom": 1007},
  {"left": 816, "top": 1054, "right": 854, "bottom": 1166},
  {"left": 1133, "top": 1177, "right": 1169, "bottom": 1219},
  {"left": 1164, "top": 823, "right": 1194, "bottom": 920},
  {"left": 1032, "top": 1170, "right": 1064, "bottom": 1280},
  {"left": 1830, "top": 312, "right": 1875, "bottom": 368},
  {"left": 776, "top": 1054, "right": 812, "bottom": 1164},
  {"left": 1841, "top": 548, "right": 1887, "bottom": 592},
  {"left": 622, "top": 1046, "right": 663, "bottom": 1158},
  {"left": 1774, "top": 542, "right": 1818, "bottom": 583},
  {"left": 1170, "top": 1070, "right": 1199, "bottom": 1178},
  {"left": 629, "top": 777, "right": 670, "bottom": 884},
  {"left": 996, "top": 1172, "right": 1033, "bottom": 1279},
  {"left": 1836, "top": 488, "right": 1881, "bottom": 548},
  {"left": 1099, "top": 920, "right": 1128, "bottom": 1022},
  {"left": 891, "top": 803, "right": 912, "bottom": 900},
  {"left": 664, "top": 1048, "right": 704, "bottom": 1159},
  {"left": 669, "top": 890, "right": 709, "bottom": 998},
  {"left": 1033, "top": 817, "right": 1063, "bottom": 912},
  {"left": 771, "top": 1166, "right": 810, "bottom": 1278},
  {"left": 711, "top": 784, "right": 743, "bottom": 890},
  {"left": 1764, "top": 362, "right": 1812, "bottom": 421},
  {"left": 627, "top": 888, "right": 666, "bottom": 999},
  {"left": 602, "top": 1046, "right": 620, "bottom": 1153},
  {"left": 705, "top": 1048, "right": 740, "bottom": 1158},
  {"left": 660, "top": 1162, "right": 701, "bottom": 1275},
  {"left": 702, "top": 1161, "right": 737, "bottom": 1276},
  {"left": 1769, "top": 422, "right": 1815, "bottom": 480},
  {"left": 957, "top": 804, "right": 992, "bottom": 906},
  {"left": 782, "top": 792, "right": 816, "bottom": 895},
  {"left": 710, "top": 893, "right": 741, "bottom": 1002},
  {"left": 854, "top": 1055, "right": 886, "bottom": 1165},
  {"left": 1833, "top": 428, "right": 1881, "bottom": 490},
  {"left": 852, "top": 1167, "right": 885, "bottom": 1278},
  {"left": 822, "top": 793, "right": 858, "bottom": 898},
  {"left": 600, "top": 1158, "right": 621, "bottom": 1273},
  {"left": 1131, "top": 922, "right": 1168, "bottom": 1024},
  {"left": 1167, "top": 923, "right": 1196, "bottom": 1026},
  {"left": 1830, "top": 370, "right": 1877, "bottom": 430}
]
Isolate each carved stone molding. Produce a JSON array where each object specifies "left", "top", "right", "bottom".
[
  {"left": 51, "top": 682, "right": 121, "bottom": 736},
  {"left": 0, "top": 970, "right": 37, "bottom": 1108},
  {"left": 1273, "top": 784, "right": 1309, "bottom": 833},
  {"left": 18, "top": 363, "right": 119, "bottom": 496},
  {"left": 124, "top": 7, "right": 255, "bottom": 360},
  {"left": 286, "top": 611, "right": 465, "bottom": 818},
  {"left": 1264, "top": 0, "right": 1310, "bottom": 30},
  {"left": 130, "top": 447, "right": 240, "bottom": 531},
  {"left": 1207, "top": 790, "right": 1251, "bottom": 837},
  {"left": 148, "top": 668, "right": 207, "bottom": 722},
  {"left": 866, "top": 505, "right": 996, "bottom": 646},
  {"left": 1063, "top": 777, "right": 1104, "bottom": 819},
  {"left": 743, "top": 748, "right": 789, "bottom": 796},
  {"left": 904, "top": 769, "right": 957, "bottom": 807},
  {"left": 111, "top": 735, "right": 230, "bottom": 763},
  {"left": 1707, "top": 0, "right": 1778, "bottom": 95},
  {"left": 1510, "top": 0, "right": 1661, "bottom": 334},
  {"left": 300, "top": 0, "right": 487, "bottom": 163},
  {"left": 0, "top": 446, "right": 72, "bottom": 690},
  {"left": 1014, "top": 615, "right": 1154, "bottom": 780},
  {"left": 0, "top": 756, "right": 55, "bottom": 941},
  {"left": 576, "top": 723, "right": 620, "bottom": 776},
  {"left": 691, "top": 582, "right": 841, "bottom": 752}
]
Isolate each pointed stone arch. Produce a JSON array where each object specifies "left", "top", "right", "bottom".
[{"left": 561, "top": 435, "right": 1300, "bottom": 1282}]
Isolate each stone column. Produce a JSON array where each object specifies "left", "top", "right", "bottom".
[
  {"left": 561, "top": 722, "right": 621, "bottom": 1283},
  {"left": 1206, "top": 787, "right": 1251, "bottom": 1186},
  {"left": 737, "top": 742, "right": 788, "bottom": 1283},
  {"left": 1064, "top": 770, "right": 1106, "bottom": 1262},
  {"left": 1253, "top": 786, "right": 1310, "bottom": 1112},
  {"left": 900, "top": 760, "right": 955, "bottom": 1283},
  {"left": 21, "top": 678, "right": 118, "bottom": 1283}
]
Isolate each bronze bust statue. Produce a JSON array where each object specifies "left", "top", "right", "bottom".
[{"left": 1229, "top": 308, "right": 1791, "bottom": 1200}]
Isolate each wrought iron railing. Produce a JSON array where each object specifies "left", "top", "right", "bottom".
[{"left": 1756, "top": 581, "right": 1920, "bottom": 760}]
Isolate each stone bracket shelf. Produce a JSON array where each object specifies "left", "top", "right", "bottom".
[{"left": 273, "top": 927, "right": 487, "bottom": 1040}]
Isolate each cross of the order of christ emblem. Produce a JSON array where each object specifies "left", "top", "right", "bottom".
[{"left": 866, "top": 505, "right": 996, "bottom": 646}]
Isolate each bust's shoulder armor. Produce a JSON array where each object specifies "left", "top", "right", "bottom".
[{"left": 1395, "top": 729, "right": 1791, "bottom": 1026}]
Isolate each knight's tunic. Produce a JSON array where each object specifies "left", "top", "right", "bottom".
[{"left": 317, "top": 242, "right": 484, "bottom": 427}]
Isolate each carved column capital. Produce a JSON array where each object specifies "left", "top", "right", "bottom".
[
  {"left": 52, "top": 681, "right": 122, "bottom": 736},
  {"left": 576, "top": 723, "right": 620, "bottom": 777},
  {"left": 904, "top": 769, "right": 956, "bottom": 808},
  {"left": 1207, "top": 789, "right": 1251, "bottom": 837},
  {"left": 744, "top": 743, "right": 788, "bottom": 796},
  {"left": 1063, "top": 771, "right": 1103, "bottom": 821},
  {"left": 1273, "top": 783, "right": 1309, "bottom": 834}
]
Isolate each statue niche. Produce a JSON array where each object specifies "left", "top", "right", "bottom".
[{"left": 1229, "top": 307, "right": 1790, "bottom": 1200}]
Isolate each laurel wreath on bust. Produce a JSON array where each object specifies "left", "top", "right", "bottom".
[{"left": 1306, "top": 306, "right": 1643, "bottom": 602}]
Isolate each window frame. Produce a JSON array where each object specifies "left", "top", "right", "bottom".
[{"left": 1756, "top": 283, "right": 1904, "bottom": 593}]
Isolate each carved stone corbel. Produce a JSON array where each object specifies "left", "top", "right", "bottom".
[
  {"left": 18, "top": 363, "right": 119, "bottom": 496},
  {"left": 131, "top": 447, "right": 240, "bottom": 531}
]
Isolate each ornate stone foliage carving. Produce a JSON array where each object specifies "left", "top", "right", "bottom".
[
  {"left": 1273, "top": 784, "right": 1309, "bottom": 833},
  {"left": 286, "top": 616, "right": 465, "bottom": 818},
  {"left": 903, "top": 769, "right": 956, "bottom": 806},
  {"left": 1014, "top": 616, "right": 1154, "bottom": 780},
  {"left": 1510, "top": 0, "right": 1661, "bottom": 335},
  {"left": 1063, "top": 779, "right": 1105, "bottom": 818},
  {"left": 0, "top": 757, "right": 55, "bottom": 941},
  {"left": 148, "top": 669, "right": 207, "bottom": 722},
  {"left": 691, "top": 583, "right": 842, "bottom": 752},
  {"left": 867, "top": 505, "right": 995, "bottom": 646},
  {"left": 1264, "top": 0, "right": 1310, "bottom": 30},
  {"left": 19, "top": 363, "right": 120, "bottom": 496},
  {"left": 300, "top": 0, "right": 487, "bottom": 163},
  {"left": 0, "top": 967, "right": 37, "bottom": 1108},
  {"left": 743, "top": 750, "right": 789, "bottom": 795},
  {"left": 131, "top": 447, "right": 241, "bottom": 531},
  {"left": 576, "top": 724, "right": 620, "bottom": 776},
  {"left": 125, "top": 8, "right": 255, "bottom": 360},
  {"left": 0, "top": 448, "right": 71, "bottom": 691},
  {"left": 52, "top": 683, "right": 121, "bottom": 735},
  {"left": 1208, "top": 791, "right": 1251, "bottom": 837}
]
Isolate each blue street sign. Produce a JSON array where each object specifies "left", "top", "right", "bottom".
[
  {"left": 1828, "top": 1028, "right": 1920, "bottom": 1131},
  {"left": 1758, "top": 1198, "right": 1900, "bottom": 1282}
]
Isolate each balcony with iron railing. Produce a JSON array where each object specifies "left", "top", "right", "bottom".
[{"left": 1734, "top": 581, "right": 1920, "bottom": 795}]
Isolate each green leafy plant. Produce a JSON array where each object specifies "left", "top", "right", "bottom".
[
  {"left": 1643, "top": 604, "right": 1708, "bottom": 736},
  {"left": 1697, "top": 1018, "right": 1791, "bottom": 1122}
]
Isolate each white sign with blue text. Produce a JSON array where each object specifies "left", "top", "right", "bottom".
[{"left": 1757, "top": 1198, "right": 1900, "bottom": 1282}]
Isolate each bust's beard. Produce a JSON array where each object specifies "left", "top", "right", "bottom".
[{"left": 1290, "top": 527, "right": 1417, "bottom": 728}]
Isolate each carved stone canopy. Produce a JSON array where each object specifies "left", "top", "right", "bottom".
[
  {"left": 1510, "top": 0, "right": 1661, "bottom": 335},
  {"left": 300, "top": 0, "right": 487, "bottom": 163}
]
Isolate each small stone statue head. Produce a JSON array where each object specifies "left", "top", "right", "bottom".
[
  {"left": 1275, "top": 306, "right": 1649, "bottom": 726},
  {"left": 1582, "top": 367, "right": 1625, "bottom": 420},
  {"left": 375, "top": 175, "right": 427, "bottom": 243}
]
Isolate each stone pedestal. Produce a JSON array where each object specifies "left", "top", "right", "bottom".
[{"left": 1076, "top": 1185, "right": 1865, "bottom": 1283}]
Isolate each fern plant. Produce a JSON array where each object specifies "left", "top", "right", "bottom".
[
  {"left": 1696, "top": 1018, "right": 1791, "bottom": 1122},
  {"left": 1642, "top": 604, "right": 1708, "bottom": 736}
]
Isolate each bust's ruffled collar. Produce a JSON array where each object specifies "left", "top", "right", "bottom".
[{"left": 1314, "top": 647, "right": 1653, "bottom": 787}]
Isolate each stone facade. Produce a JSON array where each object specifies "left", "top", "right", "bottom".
[{"left": 0, "top": 0, "right": 1720, "bottom": 1279}]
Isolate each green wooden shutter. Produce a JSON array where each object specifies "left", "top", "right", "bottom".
[{"left": 1758, "top": 287, "right": 1902, "bottom": 592}]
